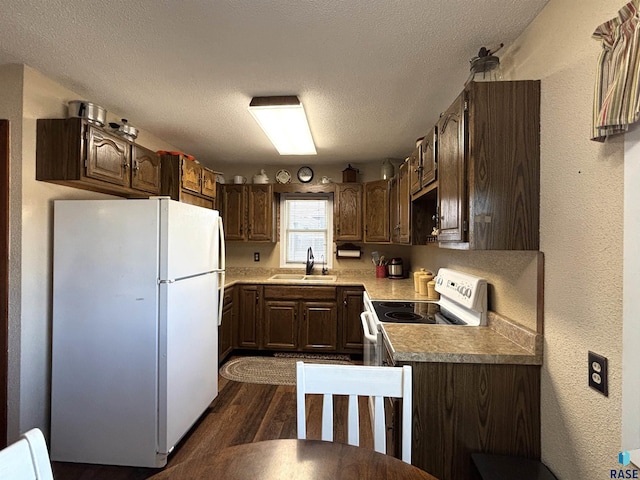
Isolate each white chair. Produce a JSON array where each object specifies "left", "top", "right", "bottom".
[
  {"left": 296, "top": 361, "right": 412, "bottom": 463},
  {"left": 0, "top": 428, "right": 54, "bottom": 479}
]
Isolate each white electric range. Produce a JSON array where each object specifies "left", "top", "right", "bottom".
[{"left": 360, "top": 268, "right": 488, "bottom": 366}]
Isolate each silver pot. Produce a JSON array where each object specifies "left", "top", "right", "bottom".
[
  {"left": 108, "top": 119, "right": 138, "bottom": 142},
  {"left": 67, "top": 100, "right": 107, "bottom": 127}
]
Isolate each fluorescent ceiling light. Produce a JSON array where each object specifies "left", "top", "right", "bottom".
[{"left": 248, "top": 96, "right": 317, "bottom": 155}]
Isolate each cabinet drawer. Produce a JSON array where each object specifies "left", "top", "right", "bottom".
[{"left": 263, "top": 286, "right": 336, "bottom": 300}]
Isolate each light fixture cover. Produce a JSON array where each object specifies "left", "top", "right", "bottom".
[{"left": 248, "top": 96, "right": 317, "bottom": 155}]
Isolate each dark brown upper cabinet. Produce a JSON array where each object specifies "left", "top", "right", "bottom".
[{"left": 437, "top": 80, "right": 540, "bottom": 250}]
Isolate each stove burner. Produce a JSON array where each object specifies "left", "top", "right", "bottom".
[
  {"left": 384, "top": 311, "right": 424, "bottom": 321},
  {"left": 378, "top": 302, "right": 413, "bottom": 309}
]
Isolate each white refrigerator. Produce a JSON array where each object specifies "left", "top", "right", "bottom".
[{"left": 50, "top": 198, "right": 226, "bottom": 468}]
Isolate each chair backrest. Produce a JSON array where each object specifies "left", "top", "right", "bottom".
[
  {"left": 296, "top": 361, "right": 412, "bottom": 463},
  {"left": 0, "top": 428, "right": 54, "bottom": 480}
]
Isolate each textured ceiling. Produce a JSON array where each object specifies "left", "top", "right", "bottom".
[{"left": 0, "top": 0, "right": 548, "bottom": 168}]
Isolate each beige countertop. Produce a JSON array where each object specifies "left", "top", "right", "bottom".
[
  {"left": 223, "top": 269, "right": 542, "bottom": 365},
  {"left": 225, "top": 271, "right": 434, "bottom": 301},
  {"left": 381, "top": 322, "right": 541, "bottom": 365}
]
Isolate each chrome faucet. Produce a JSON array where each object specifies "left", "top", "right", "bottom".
[{"left": 305, "top": 247, "right": 314, "bottom": 275}]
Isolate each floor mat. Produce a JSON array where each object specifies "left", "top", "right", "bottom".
[{"left": 219, "top": 355, "right": 352, "bottom": 386}]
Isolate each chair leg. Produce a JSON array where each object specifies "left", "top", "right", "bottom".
[
  {"left": 372, "top": 396, "right": 386, "bottom": 454},
  {"left": 296, "top": 362, "right": 306, "bottom": 439},
  {"left": 347, "top": 394, "right": 359, "bottom": 446},
  {"left": 321, "top": 394, "right": 333, "bottom": 442}
]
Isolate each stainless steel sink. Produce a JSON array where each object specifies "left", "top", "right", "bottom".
[{"left": 268, "top": 274, "right": 337, "bottom": 282}]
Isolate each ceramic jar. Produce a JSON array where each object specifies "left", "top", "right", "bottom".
[{"left": 414, "top": 268, "right": 434, "bottom": 293}]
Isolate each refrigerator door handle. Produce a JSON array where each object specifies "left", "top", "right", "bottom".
[
  {"left": 218, "top": 216, "right": 225, "bottom": 272},
  {"left": 217, "top": 216, "right": 226, "bottom": 326},
  {"left": 217, "top": 272, "right": 225, "bottom": 326}
]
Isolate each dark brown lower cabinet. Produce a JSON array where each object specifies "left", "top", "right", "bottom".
[
  {"left": 406, "top": 362, "right": 540, "bottom": 480},
  {"left": 237, "top": 285, "right": 262, "bottom": 349},
  {"left": 262, "top": 286, "right": 338, "bottom": 352},
  {"left": 218, "top": 288, "right": 235, "bottom": 364},
  {"left": 263, "top": 301, "right": 298, "bottom": 350},
  {"left": 299, "top": 301, "right": 338, "bottom": 351},
  {"left": 339, "top": 287, "right": 364, "bottom": 353},
  {"left": 233, "top": 284, "right": 363, "bottom": 355}
]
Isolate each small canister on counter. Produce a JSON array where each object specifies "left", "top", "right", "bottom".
[
  {"left": 427, "top": 280, "right": 439, "bottom": 300},
  {"left": 414, "top": 269, "right": 434, "bottom": 293},
  {"left": 418, "top": 275, "right": 431, "bottom": 296},
  {"left": 413, "top": 268, "right": 426, "bottom": 292}
]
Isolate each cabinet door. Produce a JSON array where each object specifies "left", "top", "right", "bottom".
[
  {"left": 181, "top": 159, "right": 202, "bottom": 194},
  {"left": 300, "top": 301, "right": 337, "bottom": 352},
  {"left": 86, "top": 126, "right": 130, "bottom": 187},
  {"left": 222, "top": 185, "right": 246, "bottom": 241},
  {"left": 437, "top": 92, "right": 466, "bottom": 243},
  {"left": 237, "top": 285, "right": 261, "bottom": 348},
  {"left": 334, "top": 183, "right": 363, "bottom": 241},
  {"left": 263, "top": 301, "right": 298, "bottom": 350},
  {"left": 421, "top": 127, "right": 437, "bottom": 188},
  {"left": 218, "top": 289, "right": 234, "bottom": 363},
  {"left": 397, "top": 160, "right": 411, "bottom": 244},
  {"left": 339, "top": 288, "right": 364, "bottom": 352},
  {"left": 131, "top": 145, "right": 161, "bottom": 194},
  {"left": 247, "top": 185, "right": 273, "bottom": 241},
  {"left": 364, "top": 180, "right": 390, "bottom": 243},
  {"left": 201, "top": 168, "right": 217, "bottom": 199}
]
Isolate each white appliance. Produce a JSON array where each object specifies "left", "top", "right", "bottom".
[
  {"left": 50, "top": 198, "right": 226, "bottom": 468},
  {"left": 361, "top": 268, "right": 488, "bottom": 366}
]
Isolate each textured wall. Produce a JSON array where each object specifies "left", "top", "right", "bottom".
[
  {"left": 501, "top": 0, "right": 626, "bottom": 477},
  {"left": 0, "top": 64, "right": 25, "bottom": 444}
]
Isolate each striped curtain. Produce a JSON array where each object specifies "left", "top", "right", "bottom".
[{"left": 592, "top": 0, "right": 640, "bottom": 142}]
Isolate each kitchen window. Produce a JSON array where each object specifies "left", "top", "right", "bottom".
[{"left": 279, "top": 194, "right": 333, "bottom": 269}]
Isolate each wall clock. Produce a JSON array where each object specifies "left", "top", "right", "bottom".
[{"left": 297, "top": 166, "right": 314, "bottom": 183}]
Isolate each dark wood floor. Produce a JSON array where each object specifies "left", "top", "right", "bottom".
[{"left": 52, "top": 363, "right": 374, "bottom": 479}]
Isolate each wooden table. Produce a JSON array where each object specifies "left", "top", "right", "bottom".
[{"left": 150, "top": 439, "right": 438, "bottom": 480}]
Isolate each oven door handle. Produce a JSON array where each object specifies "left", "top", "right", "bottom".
[{"left": 360, "top": 312, "right": 378, "bottom": 343}]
